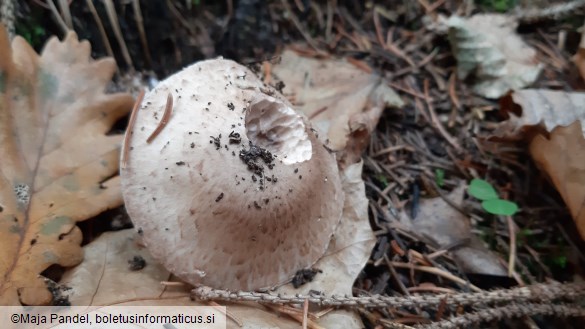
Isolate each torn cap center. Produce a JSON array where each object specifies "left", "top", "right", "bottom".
[{"left": 245, "top": 97, "right": 312, "bottom": 165}]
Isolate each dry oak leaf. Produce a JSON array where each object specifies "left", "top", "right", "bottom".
[
  {"left": 0, "top": 27, "right": 133, "bottom": 305},
  {"left": 447, "top": 14, "right": 542, "bottom": 99},
  {"left": 498, "top": 89, "right": 585, "bottom": 239}
]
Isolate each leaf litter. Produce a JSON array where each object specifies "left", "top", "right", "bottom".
[
  {"left": 5, "top": 0, "right": 585, "bottom": 327},
  {"left": 498, "top": 89, "right": 585, "bottom": 239},
  {"left": 0, "top": 26, "right": 133, "bottom": 305},
  {"left": 447, "top": 14, "right": 542, "bottom": 98}
]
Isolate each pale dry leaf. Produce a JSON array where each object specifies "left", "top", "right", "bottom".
[
  {"left": 60, "top": 229, "right": 302, "bottom": 328},
  {"left": 498, "top": 89, "right": 585, "bottom": 239},
  {"left": 0, "top": 26, "right": 133, "bottom": 305},
  {"left": 60, "top": 230, "right": 177, "bottom": 305},
  {"left": 272, "top": 49, "right": 403, "bottom": 158},
  {"left": 447, "top": 14, "right": 542, "bottom": 99},
  {"left": 398, "top": 184, "right": 506, "bottom": 276},
  {"left": 499, "top": 89, "right": 585, "bottom": 137}
]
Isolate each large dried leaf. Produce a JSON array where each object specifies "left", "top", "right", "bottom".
[
  {"left": 498, "top": 89, "right": 585, "bottom": 239},
  {"left": 447, "top": 14, "right": 542, "bottom": 99},
  {"left": 61, "top": 162, "right": 374, "bottom": 329},
  {"left": 272, "top": 49, "right": 403, "bottom": 167},
  {"left": 0, "top": 27, "right": 133, "bottom": 305},
  {"left": 530, "top": 122, "right": 585, "bottom": 240}
]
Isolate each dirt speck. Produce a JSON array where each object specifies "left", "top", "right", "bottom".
[
  {"left": 215, "top": 192, "right": 225, "bottom": 202},
  {"left": 239, "top": 142, "right": 275, "bottom": 177},
  {"left": 128, "top": 255, "right": 147, "bottom": 271},
  {"left": 292, "top": 268, "right": 322, "bottom": 288}
]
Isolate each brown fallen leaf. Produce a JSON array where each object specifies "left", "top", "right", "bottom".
[
  {"left": 397, "top": 184, "right": 506, "bottom": 276},
  {"left": 530, "top": 122, "right": 585, "bottom": 240},
  {"left": 272, "top": 49, "right": 403, "bottom": 165},
  {"left": 447, "top": 14, "right": 542, "bottom": 99},
  {"left": 0, "top": 26, "right": 133, "bottom": 305},
  {"left": 499, "top": 89, "right": 585, "bottom": 239}
]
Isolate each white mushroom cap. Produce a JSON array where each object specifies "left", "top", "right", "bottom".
[{"left": 120, "top": 58, "right": 344, "bottom": 291}]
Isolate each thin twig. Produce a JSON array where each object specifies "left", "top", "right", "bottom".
[
  {"left": 132, "top": 0, "right": 152, "bottom": 68},
  {"left": 416, "top": 303, "right": 585, "bottom": 329},
  {"left": 103, "top": 0, "right": 134, "bottom": 68},
  {"left": 506, "top": 215, "right": 517, "bottom": 277},
  {"left": 147, "top": 93, "right": 174, "bottom": 143},
  {"left": 447, "top": 73, "right": 460, "bottom": 128},
  {"left": 57, "top": 0, "right": 72, "bottom": 29},
  {"left": 47, "top": 0, "right": 69, "bottom": 35},
  {"left": 121, "top": 89, "right": 145, "bottom": 168},
  {"left": 264, "top": 304, "right": 324, "bottom": 329},
  {"left": 192, "top": 282, "right": 585, "bottom": 309},
  {"left": 373, "top": 9, "right": 387, "bottom": 49},
  {"left": 85, "top": 0, "right": 115, "bottom": 60},
  {"left": 302, "top": 298, "right": 309, "bottom": 329},
  {"left": 423, "top": 79, "right": 462, "bottom": 152},
  {"left": 208, "top": 300, "right": 243, "bottom": 327},
  {"left": 325, "top": 0, "right": 336, "bottom": 43},
  {"left": 390, "top": 262, "right": 482, "bottom": 292},
  {"left": 280, "top": 0, "right": 326, "bottom": 55}
]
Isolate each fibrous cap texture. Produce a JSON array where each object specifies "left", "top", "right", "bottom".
[{"left": 120, "top": 58, "right": 344, "bottom": 290}]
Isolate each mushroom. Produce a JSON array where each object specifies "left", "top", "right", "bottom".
[{"left": 120, "top": 58, "right": 344, "bottom": 291}]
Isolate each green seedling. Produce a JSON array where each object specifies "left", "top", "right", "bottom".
[
  {"left": 435, "top": 168, "right": 445, "bottom": 187},
  {"left": 468, "top": 178, "right": 518, "bottom": 216},
  {"left": 376, "top": 174, "right": 389, "bottom": 188},
  {"left": 553, "top": 255, "right": 568, "bottom": 269}
]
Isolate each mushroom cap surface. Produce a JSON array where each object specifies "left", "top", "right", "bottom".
[{"left": 120, "top": 58, "right": 344, "bottom": 291}]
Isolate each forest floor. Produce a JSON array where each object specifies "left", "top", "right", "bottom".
[{"left": 10, "top": 0, "right": 585, "bottom": 328}]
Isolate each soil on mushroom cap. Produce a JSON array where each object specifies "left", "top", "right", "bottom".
[{"left": 237, "top": 142, "right": 278, "bottom": 190}]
